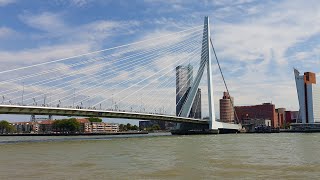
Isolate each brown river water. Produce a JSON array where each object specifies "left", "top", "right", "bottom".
[{"left": 0, "top": 133, "right": 320, "bottom": 179}]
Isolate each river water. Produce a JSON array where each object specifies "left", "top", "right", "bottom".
[{"left": 0, "top": 133, "right": 320, "bottom": 179}]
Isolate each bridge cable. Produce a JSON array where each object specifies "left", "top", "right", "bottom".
[
  {"left": 0, "top": 28, "right": 203, "bottom": 86},
  {"left": 121, "top": 43, "right": 206, "bottom": 113},
  {"left": 0, "top": 25, "right": 203, "bottom": 74},
  {"left": 16, "top": 32, "right": 202, "bottom": 104},
  {"left": 91, "top": 43, "right": 202, "bottom": 107},
  {"left": 0, "top": 29, "right": 202, "bottom": 98},
  {"left": 6, "top": 32, "right": 202, "bottom": 102},
  {"left": 68, "top": 38, "right": 202, "bottom": 107},
  {"left": 142, "top": 49, "right": 204, "bottom": 114}
]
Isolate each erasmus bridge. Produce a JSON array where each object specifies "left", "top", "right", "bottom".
[{"left": 0, "top": 17, "right": 241, "bottom": 133}]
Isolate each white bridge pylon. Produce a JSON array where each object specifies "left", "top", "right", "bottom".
[{"left": 179, "top": 16, "right": 241, "bottom": 130}]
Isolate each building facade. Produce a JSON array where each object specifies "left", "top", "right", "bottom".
[
  {"left": 176, "top": 65, "right": 193, "bottom": 103},
  {"left": 12, "top": 119, "right": 119, "bottom": 134},
  {"left": 285, "top": 111, "right": 299, "bottom": 124},
  {"left": 219, "top": 92, "right": 235, "bottom": 123},
  {"left": 242, "top": 118, "right": 270, "bottom": 126},
  {"left": 11, "top": 122, "right": 39, "bottom": 133},
  {"left": 235, "top": 103, "right": 279, "bottom": 128},
  {"left": 91, "top": 122, "right": 119, "bottom": 133},
  {"left": 294, "top": 69, "right": 320, "bottom": 123},
  {"left": 77, "top": 118, "right": 91, "bottom": 133},
  {"left": 276, "top": 108, "right": 286, "bottom": 128},
  {"left": 190, "top": 88, "right": 201, "bottom": 119}
]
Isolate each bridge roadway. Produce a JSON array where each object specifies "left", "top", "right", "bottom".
[{"left": 0, "top": 105, "right": 241, "bottom": 130}]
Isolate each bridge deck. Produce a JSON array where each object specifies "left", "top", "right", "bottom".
[
  {"left": 0, "top": 105, "right": 241, "bottom": 130},
  {"left": 0, "top": 105, "right": 207, "bottom": 124}
]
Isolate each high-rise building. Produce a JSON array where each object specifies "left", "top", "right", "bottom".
[
  {"left": 294, "top": 69, "right": 320, "bottom": 123},
  {"left": 190, "top": 89, "right": 201, "bottom": 119},
  {"left": 219, "top": 92, "right": 234, "bottom": 123},
  {"left": 176, "top": 65, "right": 192, "bottom": 116},
  {"left": 176, "top": 65, "right": 201, "bottom": 119},
  {"left": 176, "top": 65, "right": 193, "bottom": 102}
]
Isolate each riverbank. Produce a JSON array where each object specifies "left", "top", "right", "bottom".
[{"left": 0, "top": 131, "right": 148, "bottom": 136}]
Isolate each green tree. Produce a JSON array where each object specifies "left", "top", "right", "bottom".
[
  {"left": 87, "top": 117, "right": 102, "bottom": 122},
  {"left": 132, "top": 125, "right": 139, "bottom": 131},
  {"left": 53, "top": 118, "right": 80, "bottom": 133},
  {"left": 118, "top": 123, "right": 138, "bottom": 131},
  {"left": 126, "top": 123, "right": 132, "bottom": 130},
  {"left": 119, "top": 124, "right": 124, "bottom": 131},
  {"left": 145, "top": 124, "right": 161, "bottom": 132},
  {"left": 152, "top": 124, "right": 160, "bottom": 131},
  {"left": 7, "top": 125, "right": 15, "bottom": 133},
  {"left": 0, "top": 120, "right": 15, "bottom": 134}
]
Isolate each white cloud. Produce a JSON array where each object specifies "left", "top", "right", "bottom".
[
  {"left": 214, "top": 7, "right": 320, "bottom": 64},
  {"left": 0, "top": 43, "right": 92, "bottom": 68},
  {"left": 52, "top": 0, "right": 96, "bottom": 7},
  {"left": 69, "top": 0, "right": 92, "bottom": 7},
  {"left": 18, "top": 12, "right": 140, "bottom": 45},
  {"left": 0, "top": 27, "right": 15, "bottom": 38},
  {"left": 0, "top": 0, "right": 14, "bottom": 6},
  {"left": 19, "top": 12, "right": 66, "bottom": 33},
  {"left": 0, "top": 12, "right": 141, "bottom": 69}
]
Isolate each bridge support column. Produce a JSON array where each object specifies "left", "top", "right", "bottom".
[
  {"left": 177, "top": 16, "right": 218, "bottom": 131},
  {"left": 30, "top": 114, "right": 36, "bottom": 122},
  {"left": 204, "top": 17, "right": 217, "bottom": 130}
]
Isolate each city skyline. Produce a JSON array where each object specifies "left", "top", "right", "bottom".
[
  {"left": 1, "top": 2, "right": 320, "bottom": 179},
  {"left": 0, "top": 0, "right": 319, "bottom": 123}
]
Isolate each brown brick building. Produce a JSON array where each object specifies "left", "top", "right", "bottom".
[
  {"left": 235, "top": 103, "right": 279, "bottom": 128},
  {"left": 276, "top": 108, "right": 286, "bottom": 128}
]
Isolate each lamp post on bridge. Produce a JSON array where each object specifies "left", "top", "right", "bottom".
[
  {"left": 114, "top": 102, "right": 118, "bottom": 111},
  {"left": 48, "top": 93, "right": 51, "bottom": 107},
  {"left": 111, "top": 93, "right": 114, "bottom": 110},
  {"left": 21, "top": 82, "right": 24, "bottom": 106},
  {"left": 87, "top": 96, "right": 91, "bottom": 109},
  {"left": 33, "top": 97, "right": 37, "bottom": 106},
  {"left": 73, "top": 88, "right": 76, "bottom": 108},
  {"left": 43, "top": 93, "right": 47, "bottom": 107}
]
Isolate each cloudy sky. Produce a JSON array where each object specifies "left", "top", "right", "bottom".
[{"left": 0, "top": 0, "right": 319, "bottom": 123}]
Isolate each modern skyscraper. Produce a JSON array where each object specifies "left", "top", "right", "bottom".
[
  {"left": 190, "top": 89, "right": 201, "bottom": 119},
  {"left": 294, "top": 69, "right": 320, "bottom": 123},
  {"left": 176, "top": 65, "right": 193, "bottom": 100},
  {"left": 176, "top": 65, "right": 201, "bottom": 119},
  {"left": 219, "top": 92, "right": 234, "bottom": 123},
  {"left": 176, "top": 65, "right": 192, "bottom": 117}
]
